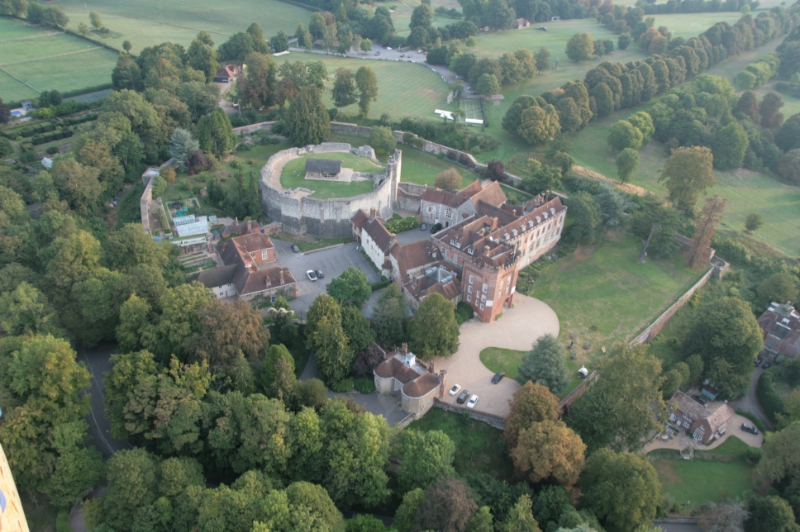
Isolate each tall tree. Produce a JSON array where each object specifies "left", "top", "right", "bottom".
[
  {"left": 332, "top": 67, "right": 358, "bottom": 110},
  {"left": 327, "top": 266, "right": 372, "bottom": 308},
  {"left": 356, "top": 66, "right": 378, "bottom": 118},
  {"left": 685, "top": 296, "right": 763, "bottom": 398},
  {"left": 238, "top": 51, "right": 278, "bottom": 110},
  {"left": 196, "top": 107, "right": 234, "bottom": 158},
  {"left": 711, "top": 123, "right": 748, "bottom": 170},
  {"left": 658, "top": 146, "right": 716, "bottom": 214},
  {"left": 699, "top": 499, "right": 749, "bottom": 532},
  {"left": 745, "top": 496, "right": 798, "bottom": 532},
  {"left": 534, "top": 47, "right": 551, "bottom": 73},
  {"left": 567, "top": 345, "right": 663, "bottom": 452},
  {"left": 398, "top": 429, "right": 456, "bottom": 494},
  {"left": 579, "top": 450, "right": 662, "bottom": 532},
  {"left": 341, "top": 305, "right": 376, "bottom": 354},
  {"left": 284, "top": 86, "right": 331, "bottom": 146},
  {"left": 262, "top": 343, "right": 297, "bottom": 402},
  {"left": 415, "top": 478, "right": 478, "bottom": 532},
  {"left": 50, "top": 158, "right": 104, "bottom": 212},
  {"left": 168, "top": 128, "right": 199, "bottom": 171},
  {"left": 247, "top": 22, "right": 269, "bottom": 53},
  {"left": 686, "top": 195, "right": 725, "bottom": 270},
  {"left": 42, "top": 420, "right": 105, "bottom": 508},
  {"left": 517, "top": 333, "right": 568, "bottom": 394},
  {"left": 305, "top": 295, "right": 353, "bottom": 385},
  {"left": 372, "top": 283, "right": 409, "bottom": 347},
  {"left": 186, "top": 31, "right": 219, "bottom": 82},
  {"left": 759, "top": 423, "right": 800, "bottom": 485},
  {"left": 409, "top": 293, "right": 460, "bottom": 360},
  {"left": 615, "top": 147, "right": 639, "bottom": 183},
  {"left": 630, "top": 196, "right": 680, "bottom": 260},
  {"left": 504, "top": 381, "right": 561, "bottom": 450},
  {"left": 511, "top": 420, "right": 586, "bottom": 485},
  {"left": 501, "top": 494, "right": 542, "bottom": 532},
  {"left": 566, "top": 33, "right": 594, "bottom": 62}
]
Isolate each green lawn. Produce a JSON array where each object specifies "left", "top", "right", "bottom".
[
  {"left": 652, "top": 455, "right": 755, "bottom": 509},
  {"left": 399, "top": 145, "right": 478, "bottom": 187},
  {"left": 479, "top": 347, "right": 526, "bottom": 380},
  {"left": 279, "top": 52, "right": 451, "bottom": 120},
  {"left": 57, "top": 0, "right": 311, "bottom": 51},
  {"left": 528, "top": 234, "right": 704, "bottom": 365},
  {"left": 696, "top": 436, "right": 750, "bottom": 458},
  {"left": 0, "top": 18, "right": 119, "bottom": 101},
  {"left": 407, "top": 407, "right": 513, "bottom": 480},
  {"left": 279, "top": 152, "right": 382, "bottom": 199}
]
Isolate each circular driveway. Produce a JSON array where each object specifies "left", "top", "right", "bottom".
[{"left": 434, "top": 294, "right": 560, "bottom": 418}]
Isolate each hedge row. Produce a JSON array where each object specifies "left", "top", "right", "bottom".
[
  {"left": 31, "top": 128, "right": 74, "bottom": 145},
  {"left": 1, "top": 113, "right": 95, "bottom": 139},
  {"left": 756, "top": 371, "right": 784, "bottom": 424}
]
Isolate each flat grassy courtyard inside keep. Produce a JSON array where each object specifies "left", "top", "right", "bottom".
[{"left": 280, "top": 152, "right": 384, "bottom": 200}]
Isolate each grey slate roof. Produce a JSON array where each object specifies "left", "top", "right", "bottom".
[
  {"left": 196, "top": 264, "right": 238, "bottom": 288},
  {"left": 305, "top": 158, "right": 342, "bottom": 174}
]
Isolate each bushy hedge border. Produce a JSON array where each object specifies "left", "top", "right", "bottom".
[{"left": 756, "top": 371, "right": 784, "bottom": 424}]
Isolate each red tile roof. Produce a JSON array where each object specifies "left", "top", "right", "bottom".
[
  {"left": 403, "top": 372, "right": 441, "bottom": 398},
  {"left": 391, "top": 240, "right": 441, "bottom": 278},
  {"left": 363, "top": 218, "right": 397, "bottom": 253}
]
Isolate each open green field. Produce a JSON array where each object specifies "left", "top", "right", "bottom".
[
  {"left": 56, "top": 0, "right": 311, "bottom": 51},
  {"left": 399, "top": 144, "right": 478, "bottom": 187},
  {"left": 651, "top": 450, "right": 755, "bottom": 509},
  {"left": 280, "top": 152, "right": 382, "bottom": 199},
  {"left": 385, "top": 0, "right": 463, "bottom": 36},
  {"left": 529, "top": 234, "right": 704, "bottom": 363},
  {"left": 407, "top": 407, "right": 513, "bottom": 480},
  {"left": 0, "top": 18, "right": 118, "bottom": 101},
  {"left": 280, "top": 52, "right": 451, "bottom": 119}
]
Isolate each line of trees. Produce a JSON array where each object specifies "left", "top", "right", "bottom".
[{"left": 503, "top": 7, "right": 798, "bottom": 145}]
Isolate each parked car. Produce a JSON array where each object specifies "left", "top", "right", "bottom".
[
  {"left": 306, "top": 270, "right": 318, "bottom": 281},
  {"left": 449, "top": 384, "right": 461, "bottom": 396},
  {"left": 430, "top": 222, "right": 443, "bottom": 233},
  {"left": 466, "top": 395, "right": 479, "bottom": 409},
  {"left": 400, "top": 54, "right": 405, "bottom": 57},
  {"left": 386, "top": 46, "right": 393, "bottom": 50},
  {"left": 538, "top": 26, "right": 547, "bottom": 31},
  {"left": 691, "top": 394, "right": 707, "bottom": 406},
  {"left": 763, "top": 362, "right": 773, "bottom": 369},
  {"left": 491, "top": 371, "right": 505, "bottom": 384},
  {"left": 291, "top": 244, "right": 301, "bottom": 253},
  {"left": 456, "top": 390, "right": 470, "bottom": 404},
  {"left": 755, "top": 357, "right": 763, "bottom": 367},
  {"left": 741, "top": 423, "right": 759, "bottom": 435},
  {"left": 315, "top": 269, "right": 324, "bottom": 279},
  {"left": 419, "top": 223, "right": 428, "bottom": 231},
  {"left": 375, "top": 51, "right": 380, "bottom": 56}
]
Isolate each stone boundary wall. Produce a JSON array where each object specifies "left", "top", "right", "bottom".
[
  {"left": 397, "top": 182, "right": 426, "bottom": 213},
  {"left": 559, "top": 371, "right": 598, "bottom": 411},
  {"left": 629, "top": 266, "right": 714, "bottom": 346},
  {"left": 259, "top": 143, "right": 401, "bottom": 238},
  {"left": 433, "top": 399, "right": 506, "bottom": 430}
]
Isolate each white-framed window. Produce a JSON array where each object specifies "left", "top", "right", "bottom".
[
  {"left": 469, "top": 275, "right": 474, "bottom": 284},
  {"left": 482, "top": 283, "right": 488, "bottom": 293},
  {"left": 261, "top": 251, "right": 268, "bottom": 260},
  {"left": 467, "top": 295, "right": 471, "bottom": 302},
  {"left": 480, "top": 304, "right": 485, "bottom": 310},
  {"left": 683, "top": 421, "right": 690, "bottom": 429},
  {"left": 445, "top": 208, "right": 453, "bottom": 219},
  {"left": 427, "top": 206, "right": 434, "bottom": 213},
  {"left": 481, "top": 294, "right": 486, "bottom": 302},
  {"left": 468, "top": 285, "right": 473, "bottom": 294},
  {"left": 499, "top": 280, "right": 504, "bottom": 290}
]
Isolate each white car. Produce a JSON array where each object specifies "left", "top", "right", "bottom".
[
  {"left": 448, "top": 384, "right": 461, "bottom": 396},
  {"left": 306, "top": 270, "right": 318, "bottom": 281},
  {"left": 466, "top": 395, "right": 479, "bottom": 409}
]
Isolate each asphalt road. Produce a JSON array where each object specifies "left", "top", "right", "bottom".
[
  {"left": 77, "top": 345, "right": 133, "bottom": 459},
  {"left": 730, "top": 366, "right": 775, "bottom": 431}
]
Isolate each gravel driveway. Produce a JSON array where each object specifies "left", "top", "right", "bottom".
[{"left": 434, "top": 294, "right": 560, "bottom": 417}]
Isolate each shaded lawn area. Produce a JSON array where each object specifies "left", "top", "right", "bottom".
[
  {"left": 528, "top": 234, "right": 704, "bottom": 365},
  {"left": 407, "top": 407, "right": 513, "bottom": 480},
  {"left": 275, "top": 233, "right": 354, "bottom": 253},
  {"left": 652, "top": 456, "right": 755, "bottom": 509},
  {"left": 479, "top": 346, "right": 584, "bottom": 397},
  {"left": 280, "top": 152, "right": 382, "bottom": 199},
  {"left": 696, "top": 436, "right": 750, "bottom": 458}
]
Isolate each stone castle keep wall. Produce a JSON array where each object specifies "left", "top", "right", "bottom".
[{"left": 259, "top": 143, "right": 401, "bottom": 238}]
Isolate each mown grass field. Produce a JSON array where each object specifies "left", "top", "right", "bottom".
[
  {"left": 56, "top": 0, "right": 311, "bottom": 51},
  {"left": 279, "top": 151, "right": 382, "bottom": 199},
  {"left": 385, "top": 0, "right": 463, "bottom": 36},
  {"left": 651, "top": 438, "right": 756, "bottom": 509},
  {"left": 407, "top": 407, "right": 513, "bottom": 480},
  {"left": 529, "top": 234, "right": 704, "bottom": 364},
  {"left": 0, "top": 18, "right": 119, "bottom": 101},
  {"left": 279, "top": 52, "right": 451, "bottom": 120}
]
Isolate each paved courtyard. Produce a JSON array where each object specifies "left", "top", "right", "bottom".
[
  {"left": 434, "top": 294, "right": 560, "bottom": 418},
  {"left": 270, "top": 238, "right": 380, "bottom": 316},
  {"left": 643, "top": 412, "right": 764, "bottom": 454}
]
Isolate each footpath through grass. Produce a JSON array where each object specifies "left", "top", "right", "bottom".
[{"left": 407, "top": 407, "right": 513, "bottom": 480}]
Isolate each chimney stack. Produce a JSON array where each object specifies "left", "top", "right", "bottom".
[
  {"left": 402, "top": 342, "right": 408, "bottom": 355},
  {"left": 370, "top": 207, "right": 377, "bottom": 220},
  {"left": 279, "top": 268, "right": 284, "bottom": 285},
  {"left": 246, "top": 220, "right": 252, "bottom": 233},
  {"left": 484, "top": 245, "right": 491, "bottom": 256}
]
